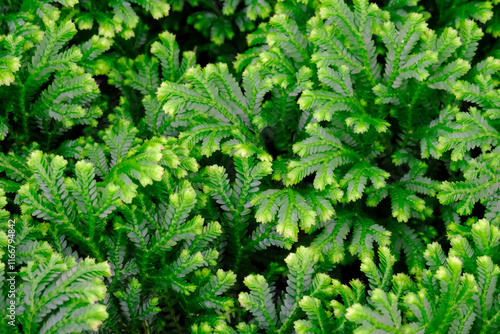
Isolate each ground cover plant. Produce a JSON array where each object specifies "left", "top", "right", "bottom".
[{"left": 1, "top": 0, "right": 500, "bottom": 333}]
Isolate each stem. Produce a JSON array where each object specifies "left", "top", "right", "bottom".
[
  {"left": 209, "top": 0, "right": 223, "bottom": 17},
  {"left": 18, "top": 84, "right": 29, "bottom": 141},
  {"left": 49, "top": 225, "right": 62, "bottom": 253},
  {"left": 164, "top": 293, "right": 184, "bottom": 333},
  {"left": 62, "top": 223, "right": 104, "bottom": 261},
  {"left": 233, "top": 223, "right": 243, "bottom": 274},
  {"left": 62, "top": 9, "right": 76, "bottom": 22}
]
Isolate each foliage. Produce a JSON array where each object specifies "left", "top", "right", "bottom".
[{"left": 1, "top": 0, "right": 500, "bottom": 333}]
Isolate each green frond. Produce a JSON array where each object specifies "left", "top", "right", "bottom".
[
  {"left": 239, "top": 274, "right": 279, "bottom": 331},
  {"left": 268, "top": 14, "right": 309, "bottom": 63},
  {"left": 360, "top": 246, "right": 396, "bottom": 291},
  {"left": 18, "top": 254, "right": 111, "bottom": 334},
  {"left": 295, "top": 296, "right": 340, "bottom": 333},
  {"left": 349, "top": 216, "right": 391, "bottom": 257},
  {"left": 239, "top": 247, "right": 331, "bottom": 333},
  {"left": 251, "top": 188, "right": 317, "bottom": 241},
  {"left": 345, "top": 289, "right": 405, "bottom": 334},
  {"left": 151, "top": 31, "right": 196, "bottom": 83}
]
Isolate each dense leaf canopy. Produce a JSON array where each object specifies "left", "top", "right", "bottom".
[{"left": 1, "top": 0, "right": 500, "bottom": 333}]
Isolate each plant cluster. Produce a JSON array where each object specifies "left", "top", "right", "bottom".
[{"left": 1, "top": 0, "right": 500, "bottom": 333}]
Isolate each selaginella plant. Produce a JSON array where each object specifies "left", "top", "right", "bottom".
[
  {"left": 0, "top": 13, "right": 105, "bottom": 146},
  {"left": 14, "top": 119, "right": 239, "bottom": 332},
  {"left": 1, "top": 0, "right": 500, "bottom": 333},
  {"left": 0, "top": 189, "right": 111, "bottom": 334},
  {"left": 227, "top": 0, "right": 483, "bottom": 275}
]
